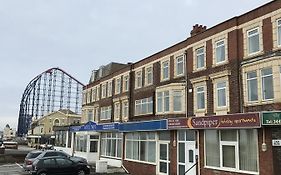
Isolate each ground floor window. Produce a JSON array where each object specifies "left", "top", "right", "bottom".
[
  {"left": 89, "top": 135, "right": 99, "bottom": 152},
  {"left": 75, "top": 134, "right": 87, "bottom": 152},
  {"left": 205, "top": 129, "right": 258, "bottom": 173},
  {"left": 101, "top": 132, "right": 122, "bottom": 158},
  {"left": 125, "top": 132, "right": 156, "bottom": 163},
  {"left": 55, "top": 131, "right": 66, "bottom": 147}
]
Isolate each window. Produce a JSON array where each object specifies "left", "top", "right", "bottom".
[
  {"left": 100, "top": 106, "right": 112, "bottom": 120},
  {"left": 135, "top": 71, "right": 142, "bottom": 88},
  {"left": 135, "top": 97, "right": 153, "bottom": 116},
  {"left": 115, "top": 78, "right": 121, "bottom": 94},
  {"left": 122, "top": 101, "right": 129, "bottom": 121},
  {"left": 196, "top": 86, "right": 205, "bottom": 110},
  {"left": 75, "top": 135, "right": 87, "bottom": 152},
  {"left": 196, "top": 47, "right": 205, "bottom": 69},
  {"left": 145, "top": 67, "right": 153, "bottom": 85},
  {"left": 247, "top": 28, "right": 260, "bottom": 54},
  {"left": 217, "top": 81, "right": 227, "bottom": 107},
  {"left": 90, "top": 135, "right": 99, "bottom": 153},
  {"left": 215, "top": 40, "right": 225, "bottom": 63},
  {"left": 162, "top": 60, "right": 169, "bottom": 80},
  {"left": 108, "top": 81, "right": 112, "bottom": 97},
  {"left": 246, "top": 71, "right": 258, "bottom": 102},
  {"left": 101, "top": 84, "right": 107, "bottom": 98},
  {"left": 87, "top": 110, "right": 93, "bottom": 121},
  {"left": 205, "top": 129, "right": 258, "bottom": 173},
  {"left": 126, "top": 132, "right": 156, "bottom": 163},
  {"left": 114, "top": 102, "right": 120, "bottom": 121},
  {"left": 96, "top": 86, "right": 100, "bottom": 100},
  {"left": 278, "top": 19, "right": 281, "bottom": 46},
  {"left": 94, "top": 107, "right": 99, "bottom": 121},
  {"left": 176, "top": 55, "right": 184, "bottom": 76},
  {"left": 123, "top": 75, "right": 129, "bottom": 92},
  {"left": 92, "top": 87, "right": 97, "bottom": 102},
  {"left": 157, "top": 91, "right": 169, "bottom": 113},
  {"left": 101, "top": 133, "right": 122, "bottom": 158},
  {"left": 261, "top": 68, "right": 274, "bottom": 100},
  {"left": 173, "top": 91, "right": 182, "bottom": 112}
]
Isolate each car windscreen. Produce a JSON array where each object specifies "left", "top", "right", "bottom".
[{"left": 26, "top": 152, "right": 42, "bottom": 159}]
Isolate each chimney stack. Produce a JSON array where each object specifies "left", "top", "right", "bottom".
[{"left": 190, "top": 24, "right": 207, "bottom": 37}]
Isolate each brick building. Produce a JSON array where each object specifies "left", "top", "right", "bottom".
[{"left": 56, "top": 1, "right": 281, "bottom": 175}]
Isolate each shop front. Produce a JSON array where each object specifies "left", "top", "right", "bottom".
[{"left": 168, "top": 113, "right": 262, "bottom": 175}]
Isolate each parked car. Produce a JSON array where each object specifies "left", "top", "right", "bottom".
[
  {"left": 23, "top": 150, "right": 43, "bottom": 171},
  {"left": 30, "top": 156, "right": 90, "bottom": 175},
  {"left": 24, "top": 150, "right": 87, "bottom": 171}
]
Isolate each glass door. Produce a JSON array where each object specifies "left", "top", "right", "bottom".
[{"left": 158, "top": 142, "right": 170, "bottom": 175}]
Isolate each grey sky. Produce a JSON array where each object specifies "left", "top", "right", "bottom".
[{"left": 0, "top": 0, "right": 270, "bottom": 129}]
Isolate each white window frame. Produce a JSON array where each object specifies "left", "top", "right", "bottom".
[
  {"left": 261, "top": 67, "right": 274, "bottom": 101},
  {"left": 101, "top": 133, "right": 122, "bottom": 159},
  {"left": 135, "top": 70, "right": 142, "bottom": 89},
  {"left": 123, "top": 75, "right": 129, "bottom": 92},
  {"left": 122, "top": 100, "right": 129, "bottom": 121},
  {"left": 196, "top": 86, "right": 205, "bottom": 110},
  {"left": 246, "top": 71, "right": 258, "bottom": 102},
  {"left": 219, "top": 141, "right": 239, "bottom": 170},
  {"left": 101, "top": 83, "right": 107, "bottom": 99},
  {"left": 94, "top": 106, "right": 99, "bottom": 122},
  {"left": 161, "top": 60, "right": 170, "bottom": 81},
  {"left": 145, "top": 66, "right": 153, "bottom": 86},
  {"left": 247, "top": 27, "right": 260, "bottom": 55},
  {"left": 107, "top": 81, "right": 112, "bottom": 97},
  {"left": 277, "top": 19, "right": 281, "bottom": 47},
  {"left": 114, "top": 102, "right": 120, "bottom": 121},
  {"left": 175, "top": 55, "right": 185, "bottom": 77},
  {"left": 134, "top": 97, "right": 153, "bottom": 116},
  {"left": 215, "top": 39, "right": 226, "bottom": 64},
  {"left": 196, "top": 47, "right": 205, "bottom": 69},
  {"left": 100, "top": 106, "right": 112, "bottom": 120},
  {"left": 216, "top": 81, "right": 227, "bottom": 108},
  {"left": 115, "top": 78, "right": 121, "bottom": 94}
]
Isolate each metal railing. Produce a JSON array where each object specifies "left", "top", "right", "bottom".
[{"left": 183, "top": 161, "right": 198, "bottom": 175}]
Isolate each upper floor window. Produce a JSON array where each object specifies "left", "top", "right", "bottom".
[
  {"left": 157, "top": 91, "right": 169, "bottom": 113},
  {"left": 115, "top": 78, "right": 121, "bottom": 94},
  {"left": 162, "top": 60, "right": 170, "bottom": 81},
  {"left": 96, "top": 86, "right": 100, "bottom": 101},
  {"left": 122, "top": 100, "right": 129, "bottom": 121},
  {"left": 108, "top": 81, "right": 112, "bottom": 97},
  {"left": 135, "top": 70, "right": 142, "bottom": 89},
  {"left": 100, "top": 106, "right": 112, "bottom": 120},
  {"left": 196, "top": 47, "right": 205, "bottom": 69},
  {"left": 261, "top": 68, "right": 274, "bottom": 100},
  {"left": 173, "top": 91, "right": 183, "bottom": 112},
  {"left": 278, "top": 19, "right": 281, "bottom": 46},
  {"left": 87, "top": 110, "right": 93, "bottom": 121},
  {"left": 94, "top": 106, "right": 99, "bottom": 122},
  {"left": 196, "top": 86, "right": 205, "bottom": 110},
  {"left": 101, "top": 84, "right": 107, "bottom": 98},
  {"left": 175, "top": 55, "right": 184, "bottom": 76},
  {"left": 123, "top": 75, "right": 129, "bottom": 92},
  {"left": 135, "top": 97, "right": 153, "bottom": 116},
  {"left": 114, "top": 102, "right": 120, "bottom": 121},
  {"left": 145, "top": 67, "right": 153, "bottom": 85},
  {"left": 215, "top": 40, "right": 226, "bottom": 64},
  {"left": 92, "top": 87, "right": 97, "bottom": 102},
  {"left": 246, "top": 71, "right": 258, "bottom": 102},
  {"left": 216, "top": 81, "right": 227, "bottom": 107},
  {"left": 247, "top": 27, "right": 260, "bottom": 54}
]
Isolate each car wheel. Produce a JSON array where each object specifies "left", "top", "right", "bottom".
[
  {"left": 77, "top": 170, "right": 85, "bottom": 175},
  {"left": 38, "top": 172, "right": 47, "bottom": 175}
]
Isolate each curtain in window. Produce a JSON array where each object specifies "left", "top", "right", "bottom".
[{"left": 239, "top": 129, "right": 258, "bottom": 172}]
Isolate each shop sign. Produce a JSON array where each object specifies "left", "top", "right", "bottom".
[
  {"left": 168, "top": 113, "right": 260, "bottom": 129},
  {"left": 119, "top": 120, "right": 167, "bottom": 132},
  {"left": 262, "top": 112, "right": 281, "bottom": 125},
  {"left": 272, "top": 140, "right": 281, "bottom": 146},
  {"left": 79, "top": 121, "right": 97, "bottom": 131},
  {"left": 96, "top": 123, "right": 119, "bottom": 131}
]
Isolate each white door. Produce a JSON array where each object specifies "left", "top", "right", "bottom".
[
  {"left": 178, "top": 130, "right": 197, "bottom": 175},
  {"left": 158, "top": 142, "right": 170, "bottom": 175}
]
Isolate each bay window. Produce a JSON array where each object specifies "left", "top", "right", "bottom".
[
  {"left": 217, "top": 81, "right": 227, "bottom": 107},
  {"left": 261, "top": 67, "right": 273, "bottom": 100},
  {"left": 246, "top": 71, "right": 258, "bottom": 102},
  {"left": 196, "top": 86, "right": 205, "bottom": 110}
]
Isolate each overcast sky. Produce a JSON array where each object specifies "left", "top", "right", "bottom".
[{"left": 0, "top": 0, "right": 270, "bottom": 130}]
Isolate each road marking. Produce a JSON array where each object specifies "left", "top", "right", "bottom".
[{"left": 15, "top": 162, "right": 23, "bottom": 169}]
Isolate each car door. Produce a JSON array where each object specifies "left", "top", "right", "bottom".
[
  {"left": 55, "top": 157, "right": 76, "bottom": 175},
  {"left": 42, "top": 158, "right": 59, "bottom": 175}
]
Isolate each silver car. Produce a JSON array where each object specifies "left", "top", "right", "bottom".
[{"left": 23, "top": 150, "right": 43, "bottom": 171}]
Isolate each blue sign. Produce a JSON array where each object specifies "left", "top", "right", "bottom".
[
  {"left": 96, "top": 123, "right": 119, "bottom": 131},
  {"left": 70, "top": 125, "right": 82, "bottom": 132},
  {"left": 79, "top": 121, "right": 97, "bottom": 131},
  {"left": 119, "top": 120, "right": 167, "bottom": 132}
]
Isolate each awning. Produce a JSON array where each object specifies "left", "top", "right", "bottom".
[{"left": 119, "top": 119, "right": 167, "bottom": 132}]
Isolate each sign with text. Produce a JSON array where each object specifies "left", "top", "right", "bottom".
[
  {"left": 168, "top": 113, "right": 260, "bottom": 129},
  {"left": 262, "top": 112, "right": 281, "bottom": 125}
]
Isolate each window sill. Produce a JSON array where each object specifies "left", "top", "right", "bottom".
[
  {"left": 244, "top": 51, "right": 264, "bottom": 60},
  {"left": 192, "top": 67, "right": 206, "bottom": 73},
  {"left": 212, "top": 60, "right": 228, "bottom": 67},
  {"left": 204, "top": 166, "right": 258, "bottom": 175},
  {"left": 134, "top": 113, "right": 153, "bottom": 116},
  {"left": 124, "top": 158, "right": 156, "bottom": 165},
  {"left": 245, "top": 99, "right": 274, "bottom": 106},
  {"left": 160, "top": 78, "right": 170, "bottom": 82},
  {"left": 101, "top": 155, "right": 122, "bottom": 160}
]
